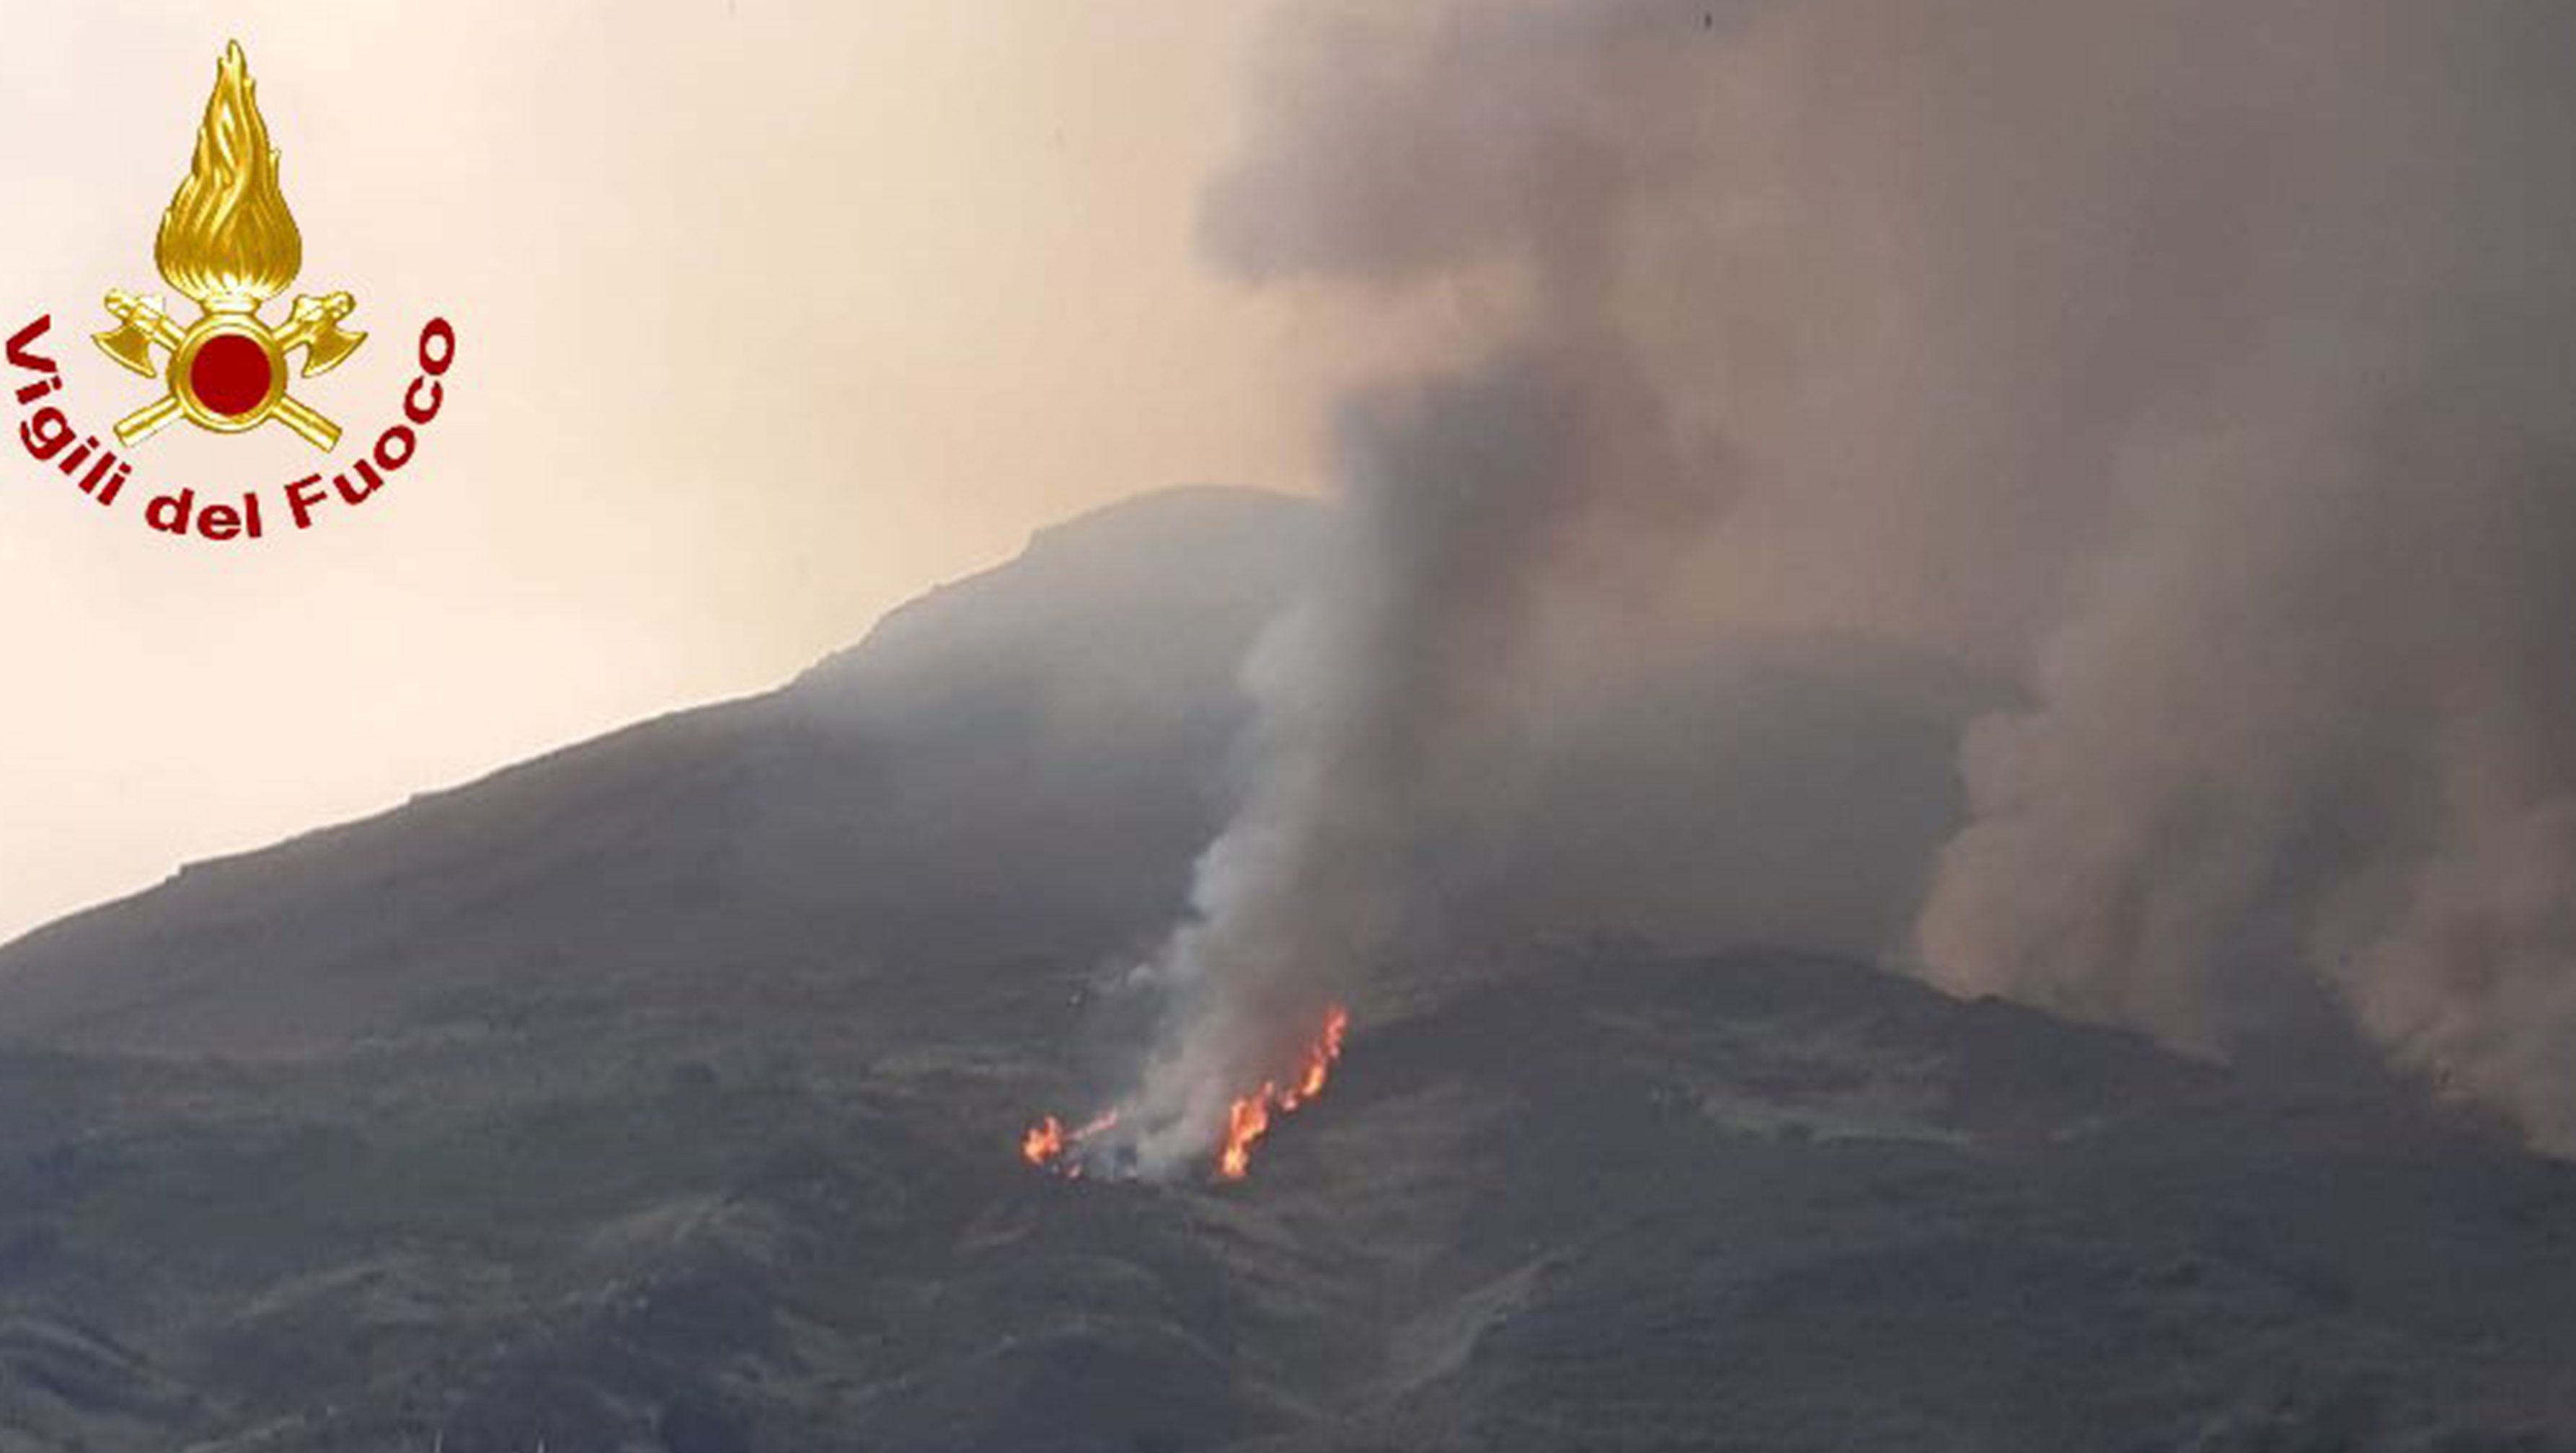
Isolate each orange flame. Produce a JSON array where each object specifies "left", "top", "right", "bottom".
[
  {"left": 1215, "top": 1005, "right": 1350, "bottom": 1182},
  {"left": 1020, "top": 1005, "right": 1352, "bottom": 1183},
  {"left": 1022, "top": 1108, "right": 1118, "bottom": 1175},
  {"left": 1022, "top": 1116, "right": 1067, "bottom": 1166}
]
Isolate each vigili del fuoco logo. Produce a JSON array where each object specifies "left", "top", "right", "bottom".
[{"left": 8, "top": 40, "right": 455, "bottom": 543}]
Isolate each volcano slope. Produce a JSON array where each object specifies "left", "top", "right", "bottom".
[{"left": 0, "top": 487, "right": 2569, "bottom": 1452}]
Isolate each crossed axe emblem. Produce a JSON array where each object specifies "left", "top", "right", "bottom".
[{"left": 94, "top": 289, "right": 366, "bottom": 450}]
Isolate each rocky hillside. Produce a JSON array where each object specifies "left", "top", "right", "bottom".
[{"left": 0, "top": 489, "right": 2566, "bottom": 1452}]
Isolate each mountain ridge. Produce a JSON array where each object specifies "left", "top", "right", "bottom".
[{"left": 0, "top": 487, "right": 2565, "bottom": 1450}]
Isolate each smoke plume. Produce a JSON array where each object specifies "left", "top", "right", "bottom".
[{"left": 1094, "top": 0, "right": 2576, "bottom": 1167}]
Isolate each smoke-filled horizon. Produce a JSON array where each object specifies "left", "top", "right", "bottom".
[
  {"left": 1086, "top": 0, "right": 2576, "bottom": 1168},
  {"left": 0, "top": 3, "right": 1322, "bottom": 954}
]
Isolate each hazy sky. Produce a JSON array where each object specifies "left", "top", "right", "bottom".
[{"left": 0, "top": 1, "right": 1374, "bottom": 945}]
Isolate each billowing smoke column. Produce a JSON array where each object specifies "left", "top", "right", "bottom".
[
  {"left": 1914, "top": 295, "right": 2576, "bottom": 1143},
  {"left": 1890, "top": 6, "right": 2576, "bottom": 1148},
  {"left": 1063, "top": 0, "right": 2576, "bottom": 1169},
  {"left": 1064, "top": 4, "right": 1728, "bottom": 1178},
  {"left": 1084, "top": 351, "right": 1700, "bottom": 1176}
]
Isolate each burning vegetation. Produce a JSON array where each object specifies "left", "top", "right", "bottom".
[
  {"left": 1024, "top": 1004, "right": 1350, "bottom": 1183},
  {"left": 1216, "top": 1004, "right": 1349, "bottom": 1181}
]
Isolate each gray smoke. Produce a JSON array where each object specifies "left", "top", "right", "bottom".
[
  {"left": 1087, "top": 4, "right": 1730, "bottom": 1174},
  {"left": 1092, "top": 0, "right": 2576, "bottom": 1168},
  {"left": 1898, "top": 4, "right": 2576, "bottom": 1147}
]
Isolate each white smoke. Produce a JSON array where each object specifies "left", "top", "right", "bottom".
[{"left": 1088, "top": 0, "right": 2576, "bottom": 1168}]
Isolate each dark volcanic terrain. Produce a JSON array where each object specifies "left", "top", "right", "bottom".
[{"left": 0, "top": 489, "right": 2570, "bottom": 1452}]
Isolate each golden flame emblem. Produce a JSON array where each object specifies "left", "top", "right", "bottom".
[
  {"left": 92, "top": 40, "right": 365, "bottom": 449},
  {"left": 155, "top": 38, "right": 303, "bottom": 308}
]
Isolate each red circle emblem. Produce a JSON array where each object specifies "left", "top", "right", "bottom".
[{"left": 189, "top": 334, "right": 273, "bottom": 417}]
